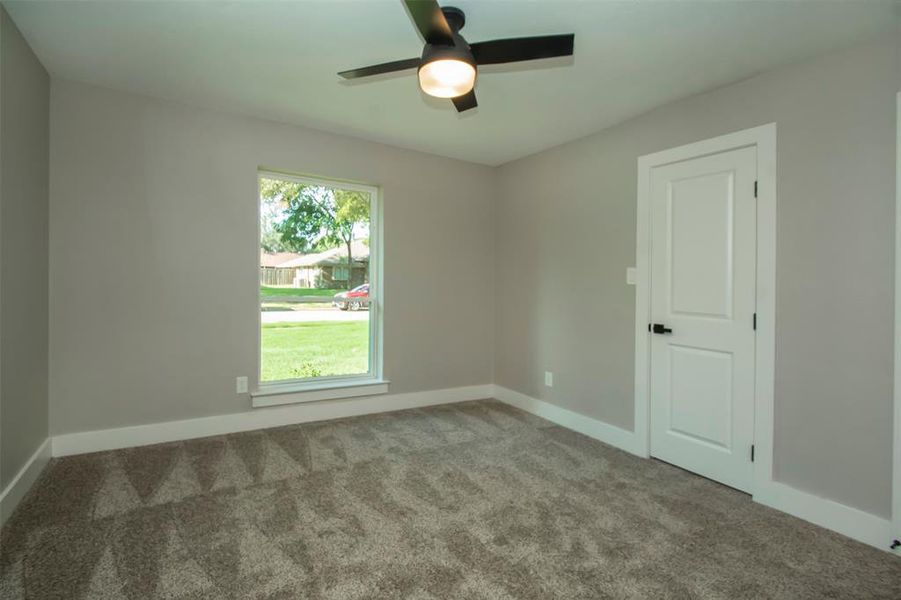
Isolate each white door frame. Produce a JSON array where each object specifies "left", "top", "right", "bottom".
[
  {"left": 634, "top": 123, "right": 777, "bottom": 497},
  {"left": 892, "top": 92, "right": 901, "bottom": 548}
]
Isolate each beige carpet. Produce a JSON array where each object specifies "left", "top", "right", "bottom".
[{"left": 1, "top": 399, "right": 899, "bottom": 599}]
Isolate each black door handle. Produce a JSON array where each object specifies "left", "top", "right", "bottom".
[{"left": 652, "top": 323, "right": 672, "bottom": 335}]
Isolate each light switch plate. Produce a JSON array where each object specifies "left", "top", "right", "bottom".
[
  {"left": 236, "top": 376, "right": 248, "bottom": 394},
  {"left": 544, "top": 371, "right": 554, "bottom": 387},
  {"left": 626, "top": 267, "right": 637, "bottom": 285}
]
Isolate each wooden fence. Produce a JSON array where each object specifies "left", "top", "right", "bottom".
[{"left": 260, "top": 267, "right": 295, "bottom": 286}]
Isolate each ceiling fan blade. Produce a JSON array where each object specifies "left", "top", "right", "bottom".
[
  {"left": 403, "top": 0, "right": 454, "bottom": 46},
  {"left": 338, "top": 57, "right": 420, "bottom": 79},
  {"left": 470, "top": 34, "right": 574, "bottom": 65},
  {"left": 452, "top": 90, "right": 477, "bottom": 112}
]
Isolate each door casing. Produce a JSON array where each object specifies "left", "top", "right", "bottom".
[
  {"left": 892, "top": 92, "right": 901, "bottom": 547},
  {"left": 634, "top": 123, "right": 777, "bottom": 499}
]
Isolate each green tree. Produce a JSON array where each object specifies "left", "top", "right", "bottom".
[
  {"left": 260, "top": 178, "right": 369, "bottom": 289},
  {"left": 260, "top": 184, "right": 309, "bottom": 253},
  {"left": 261, "top": 209, "right": 304, "bottom": 253}
]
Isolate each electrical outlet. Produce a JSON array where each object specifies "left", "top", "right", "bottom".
[
  {"left": 626, "top": 267, "right": 637, "bottom": 285},
  {"left": 236, "top": 376, "right": 248, "bottom": 394},
  {"left": 544, "top": 371, "right": 554, "bottom": 387}
]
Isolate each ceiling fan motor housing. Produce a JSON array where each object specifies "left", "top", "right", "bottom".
[
  {"left": 441, "top": 6, "right": 465, "bottom": 32},
  {"left": 419, "top": 32, "right": 476, "bottom": 72}
]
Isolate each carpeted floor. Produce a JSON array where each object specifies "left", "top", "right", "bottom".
[{"left": 1, "top": 399, "right": 899, "bottom": 599}]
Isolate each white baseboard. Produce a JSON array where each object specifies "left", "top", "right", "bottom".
[
  {"left": 492, "top": 385, "right": 645, "bottom": 457},
  {"left": 0, "top": 438, "right": 52, "bottom": 527},
  {"left": 492, "top": 385, "right": 895, "bottom": 553},
  {"left": 754, "top": 480, "right": 894, "bottom": 551},
  {"left": 52, "top": 384, "right": 494, "bottom": 457}
]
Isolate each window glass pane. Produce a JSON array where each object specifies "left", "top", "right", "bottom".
[{"left": 259, "top": 175, "right": 372, "bottom": 383}]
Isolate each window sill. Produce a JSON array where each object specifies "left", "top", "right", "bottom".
[{"left": 251, "top": 378, "right": 390, "bottom": 408}]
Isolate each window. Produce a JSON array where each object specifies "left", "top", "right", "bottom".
[
  {"left": 256, "top": 171, "right": 382, "bottom": 401},
  {"left": 333, "top": 266, "right": 349, "bottom": 281}
]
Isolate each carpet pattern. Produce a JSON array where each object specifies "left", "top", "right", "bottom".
[{"left": 1, "top": 399, "right": 899, "bottom": 599}]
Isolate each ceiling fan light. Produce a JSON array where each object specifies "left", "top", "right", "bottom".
[{"left": 418, "top": 58, "right": 476, "bottom": 98}]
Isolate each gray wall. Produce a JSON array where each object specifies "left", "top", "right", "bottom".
[
  {"left": 0, "top": 6, "right": 50, "bottom": 490},
  {"left": 49, "top": 80, "right": 496, "bottom": 436},
  {"left": 495, "top": 36, "right": 898, "bottom": 518}
]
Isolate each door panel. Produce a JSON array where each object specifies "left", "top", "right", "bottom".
[
  {"left": 668, "top": 345, "right": 733, "bottom": 450},
  {"left": 649, "top": 145, "right": 757, "bottom": 493},
  {"left": 670, "top": 172, "right": 733, "bottom": 318}
]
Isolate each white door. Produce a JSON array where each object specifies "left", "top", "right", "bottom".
[{"left": 649, "top": 145, "right": 757, "bottom": 492}]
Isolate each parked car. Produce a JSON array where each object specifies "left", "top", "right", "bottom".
[{"left": 333, "top": 284, "right": 369, "bottom": 311}]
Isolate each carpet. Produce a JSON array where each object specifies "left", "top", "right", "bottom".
[{"left": 1, "top": 399, "right": 899, "bottom": 599}]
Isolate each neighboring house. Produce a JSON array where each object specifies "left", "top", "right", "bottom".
[
  {"left": 260, "top": 240, "right": 369, "bottom": 288},
  {"left": 279, "top": 239, "right": 370, "bottom": 288}
]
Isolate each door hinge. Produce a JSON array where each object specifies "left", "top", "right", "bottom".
[
  {"left": 753, "top": 313, "right": 757, "bottom": 330},
  {"left": 751, "top": 444, "right": 755, "bottom": 462},
  {"left": 754, "top": 180, "right": 758, "bottom": 198}
]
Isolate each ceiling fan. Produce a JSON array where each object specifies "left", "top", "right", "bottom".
[{"left": 338, "top": 0, "right": 575, "bottom": 112}]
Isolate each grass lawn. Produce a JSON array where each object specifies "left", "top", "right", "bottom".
[
  {"left": 260, "top": 286, "right": 340, "bottom": 298},
  {"left": 261, "top": 319, "right": 369, "bottom": 382}
]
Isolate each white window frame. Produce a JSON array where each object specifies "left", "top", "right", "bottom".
[{"left": 252, "top": 170, "right": 386, "bottom": 407}]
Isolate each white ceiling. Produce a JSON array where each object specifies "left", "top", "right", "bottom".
[{"left": 5, "top": 0, "right": 898, "bottom": 165}]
